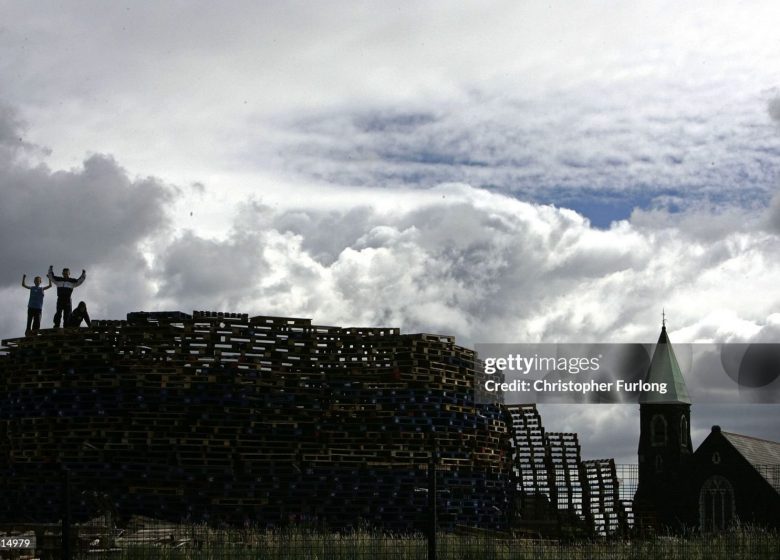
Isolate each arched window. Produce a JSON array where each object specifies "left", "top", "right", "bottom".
[
  {"left": 651, "top": 414, "right": 667, "bottom": 446},
  {"left": 654, "top": 455, "right": 663, "bottom": 473},
  {"left": 680, "top": 416, "right": 688, "bottom": 449},
  {"left": 700, "top": 476, "right": 735, "bottom": 531}
]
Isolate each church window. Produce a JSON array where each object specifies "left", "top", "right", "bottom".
[
  {"left": 699, "top": 476, "right": 735, "bottom": 531},
  {"left": 654, "top": 455, "right": 663, "bottom": 472},
  {"left": 651, "top": 414, "right": 667, "bottom": 446},
  {"left": 680, "top": 416, "right": 688, "bottom": 449}
]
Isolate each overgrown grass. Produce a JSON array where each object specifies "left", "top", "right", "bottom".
[{"left": 84, "top": 526, "right": 780, "bottom": 560}]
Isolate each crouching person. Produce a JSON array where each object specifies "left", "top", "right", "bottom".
[{"left": 66, "top": 301, "right": 91, "bottom": 328}]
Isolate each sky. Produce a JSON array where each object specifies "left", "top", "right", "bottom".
[{"left": 1, "top": 0, "right": 780, "bottom": 463}]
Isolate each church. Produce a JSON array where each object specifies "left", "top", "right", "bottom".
[{"left": 633, "top": 324, "right": 780, "bottom": 531}]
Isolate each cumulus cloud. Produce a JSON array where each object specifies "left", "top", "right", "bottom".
[
  {"left": 2, "top": 126, "right": 779, "bottom": 461},
  {"left": 272, "top": 207, "right": 376, "bottom": 266},
  {"left": 127, "top": 182, "right": 780, "bottom": 353},
  {"left": 0, "top": 106, "right": 175, "bottom": 336},
  {"left": 1, "top": 2, "right": 780, "bottom": 468},
  {"left": 1, "top": 154, "right": 172, "bottom": 279},
  {"left": 4, "top": 104, "right": 780, "bottom": 353},
  {"left": 0, "top": 108, "right": 174, "bottom": 288},
  {"left": 157, "top": 230, "right": 269, "bottom": 308}
]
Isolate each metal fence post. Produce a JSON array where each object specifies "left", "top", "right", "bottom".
[
  {"left": 61, "top": 467, "right": 71, "bottom": 560},
  {"left": 428, "top": 437, "right": 437, "bottom": 560}
]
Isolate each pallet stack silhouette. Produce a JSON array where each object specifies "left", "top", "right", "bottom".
[
  {"left": 0, "top": 310, "right": 629, "bottom": 534},
  {"left": 505, "top": 404, "right": 629, "bottom": 535},
  {"left": 0, "top": 311, "right": 511, "bottom": 530}
]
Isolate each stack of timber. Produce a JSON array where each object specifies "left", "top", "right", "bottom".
[
  {"left": 0, "top": 311, "right": 511, "bottom": 531},
  {"left": 504, "top": 404, "right": 630, "bottom": 536},
  {"left": 545, "top": 432, "right": 585, "bottom": 521},
  {"left": 581, "top": 459, "right": 631, "bottom": 536},
  {"left": 505, "top": 404, "right": 555, "bottom": 524}
]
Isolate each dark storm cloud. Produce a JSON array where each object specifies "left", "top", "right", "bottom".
[
  {"left": 0, "top": 107, "right": 173, "bottom": 286},
  {"left": 538, "top": 404, "right": 780, "bottom": 465},
  {"left": 0, "top": 156, "right": 173, "bottom": 282},
  {"left": 689, "top": 405, "right": 780, "bottom": 450},
  {"left": 538, "top": 405, "right": 639, "bottom": 464},
  {"left": 156, "top": 230, "right": 269, "bottom": 308}
]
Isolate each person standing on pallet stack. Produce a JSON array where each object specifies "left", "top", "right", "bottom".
[
  {"left": 47, "top": 265, "right": 86, "bottom": 328},
  {"left": 21, "top": 273, "right": 52, "bottom": 335}
]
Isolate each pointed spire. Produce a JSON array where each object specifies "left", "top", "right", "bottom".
[{"left": 640, "top": 318, "right": 691, "bottom": 404}]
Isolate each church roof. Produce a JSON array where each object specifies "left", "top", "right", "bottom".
[
  {"left": 639, "top": 325, "right": 691, "bottom": 404},
  {"left": 721, "top": 430, "right": 780, "bottom": 494}
]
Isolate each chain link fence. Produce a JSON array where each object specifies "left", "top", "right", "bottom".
[
  {"left": 1, "top": 464, "right": 779, "bottom": 559},
  {"left": 2, "top": 509, "right": 778, "bottom": 560}
]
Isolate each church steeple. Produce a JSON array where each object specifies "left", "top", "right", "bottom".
[
  {"left": 634, "top": 319, "right": 694, "bottom": 531},
  {"left": 639, "top": 324, "right": 691, "bottom": 405}
]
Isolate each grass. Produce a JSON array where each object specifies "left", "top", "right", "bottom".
[{"left": 67, "top": 525, "right": 779, "bottom": 560}]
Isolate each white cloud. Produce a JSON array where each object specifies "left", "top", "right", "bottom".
[
  {"left": 3, "top": 145, "right": 780, "bottom": 472},
  {"left": 2, "top": 2, "right": 779, "bottom": 208},
  {"left": 262, "top": 85, "right": 780, "bottom": 206},
  {"left": 60, "top": 181, "right": 772, "bottom": 353},
  {"left": 2, "top": 2, "right": 780, "bottom": 467}
]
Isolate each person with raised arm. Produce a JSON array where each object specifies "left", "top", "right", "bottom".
[
  {"left": 21, "top": 274, "right": 52, "bottom": 335},
  {"left": 47, "top": 265, "right": 86, "bottom": 328}
]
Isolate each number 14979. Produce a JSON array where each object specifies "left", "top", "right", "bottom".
[{"left": 0, "top": 536, "right": 35, "bottom": 549}]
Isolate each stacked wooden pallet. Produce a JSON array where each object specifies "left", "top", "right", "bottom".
[
  {"left": 545, "top": 432, "right": 584, "bottom": 519},
  {"left": 504, "top": 404, "right": 554, "bottom": 523},
  {"left": 503, "top": 404, "right": 629, "bottom": 536},
  {"left": 580, "top": 459, "right": 631, "bottom": 536},
  {"left": 0, "top": 310, "right": 512, "bottom": 531}
]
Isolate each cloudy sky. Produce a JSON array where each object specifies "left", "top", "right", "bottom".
[{"left": 2, "top": 1, "right": 780, "bottom": 463}]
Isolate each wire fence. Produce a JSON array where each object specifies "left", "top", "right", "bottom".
[
  {"left": 2, "top": 464, "right": 780, "bottom": 559},
  {"left": 2, "top": 517, "right": 779, "bottom": 560}
]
